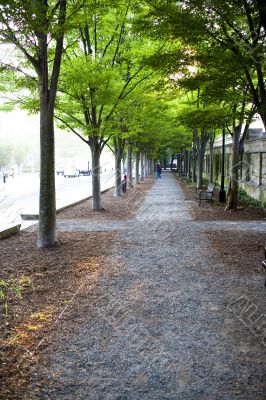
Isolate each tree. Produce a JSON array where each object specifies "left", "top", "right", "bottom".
[
  {"left": 193, "top": 50, "right": 256, "bottom": 210},
  {"left": 0, "top": 0, "right": 70, "bottom": 248},
  {"left": 141, "top": 0, "right": 266, "bottom": 128},
  {"left": 55, "top": 2, "right": 156, "bottom": 209}
]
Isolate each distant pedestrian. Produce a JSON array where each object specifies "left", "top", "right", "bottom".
[
  {"left": 156, "top": 164, "right": 162, "bottom": 179},
  {"left": 122, "top": 174, "right": 127, "bottom": 193},
  {"left": 3, "top": 174, "right": 6, "bottom": 184}
]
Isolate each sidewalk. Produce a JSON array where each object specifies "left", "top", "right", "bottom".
[{"left": 30, "top": 173, "right": 266, "bottom": 399}]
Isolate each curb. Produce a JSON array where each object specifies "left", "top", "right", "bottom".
[
  {"left": 0, "top": 224, "right": 21, "bottom": 240},
  {"left": 20, "top": 186, "right": 114, "bottom": 221}
]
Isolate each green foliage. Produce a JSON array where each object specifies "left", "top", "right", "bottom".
[
  {"left": 140, "top": 0, "right": 266, "bottom": 127},
  {"left": 238, "top": 188, "right": 266, "bottom": 210},
  {"left": 55, "top": 2, "right": 163, "bottom": 154}
]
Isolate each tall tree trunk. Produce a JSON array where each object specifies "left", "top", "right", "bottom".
[
  {"left": 178, "top": 154, "right": 182, "bottom": 177},
  {"left": 135, "top": 151, "right": 140, "bottom": 184},
  {"left": 209, "top": 137, "right": 214, "bottom": 183},
  {"left": 188, "top": 151, "right": 191, "bottom": 179},
  {"left": 196, "top": 130, "right": 209, "bottom": 189},
  {"left": 114, "top": 137, "right": 123, "bottom": 197},
  {"left": 145, "top": 155, "right": 149, "bottom": 177},
  {"left": 192, "top": 149, "right": 197, "bottom": 183},
  {"left": 184, "top": 151, "right": 188, "bottom": 176},
  {"left": 197, "top": 149, "right": 204, "bottom": 189},
  {"left": 149, "top": 159, "right": 152, "bottom": 175},
  {"left": 38, "top": 105, "right": 57, "bottom": 248},
  {"left": 163, "top": 154, "right": 167, "bottom": 170},
  {"left": 91, "top": 141, "right": 102, "bottom": 210},
  {"left": 226, "top": 126, "right": 241, "bottom": 211},
  {"left": 127, "top": 145, "right": 133, "bottom": 188},
  {"left": 192, "top": 131, "right": 197, "bottom": 183},
  {"left": 170, "top": 154, "right": 174, "bottom": 170},
  {"left": 37, "top": 0, "right": 66, "bottom": 248},
  {"left": 140, "top": 152, "right": 145, "bottom": 181}
]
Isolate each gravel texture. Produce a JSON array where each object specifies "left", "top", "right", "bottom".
[{"left": 27, "top": 172, "right": 266, "bottom": 400}]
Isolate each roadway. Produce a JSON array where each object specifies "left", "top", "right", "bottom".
[{"left": 0, "top": 170, "right": 115, "bottom": 231}]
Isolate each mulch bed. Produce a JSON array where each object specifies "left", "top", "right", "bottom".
[
  {"left": 57, "top": 178, "right": 154, "bottom": 220},
  {"left": 176, "top": 175, "right": 266, "bottom": 282},
  {"left": 0, "top": 231, "right": 119, "bottom": 399},
  {"left": 176, "top": 176, "right": 266, "bottom": 221},
  {"left": 204, "top": 230, "right": 265, "bottom": 280}
]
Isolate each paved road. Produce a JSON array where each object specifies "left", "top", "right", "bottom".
[
  {"left": 0, "top": 170, "right": 115, "bottom": 230},
  {"left": 31, "top": 172, "right": 265, "bottom": 399}
]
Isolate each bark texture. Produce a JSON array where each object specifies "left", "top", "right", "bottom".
[
  {"left": 135, "top": 151, "right": 140, "bottom": 184},
  {"left": 114, "top": 137, "right": 123, "bottom": 197},
  {"left": 127, "top": 146, "right": 133, "bottom": 188},
  {"left": 91, "top": 142, "right": 102, "bottom": 210},
  {"left": 140, "top": 152, "right": 145, "bottom": 181}
]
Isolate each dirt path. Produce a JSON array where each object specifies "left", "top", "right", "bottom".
[{"left": 25, "top": 173, "right": 266, "bottom": 399}]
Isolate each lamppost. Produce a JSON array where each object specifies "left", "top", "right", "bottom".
[{"left": 219, "top": 127, "right": 226, "bottom": 202}]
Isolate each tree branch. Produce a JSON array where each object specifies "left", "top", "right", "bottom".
[
  {"left": 111, "top": 2, "right": 131, "bottom": 67},
  {"left": 121, "top": 72, "right": 154, "bottom": 100},
  {"left": 50, "top": 0, "right": 67, "bottom": 105},
  {"left": 54, "top": 114, "right": 89, "bottom": 145},
  {"left": 57, "top": 108, "right": 86, "bottom": 128},
  {"left": 0, "top": 21, "right": 40, "bottom": 72}
]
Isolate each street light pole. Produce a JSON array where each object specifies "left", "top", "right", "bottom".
[{"left": 219, "top": 127, "right": 226, "bottom": 203}]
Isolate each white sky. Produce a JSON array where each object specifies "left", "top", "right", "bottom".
[{"left": 0, "top": 109, "right": 115, "bottom": 169}]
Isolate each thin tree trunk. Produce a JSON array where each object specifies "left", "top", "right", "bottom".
[
  {"left": 140, "top": 152, "right": 145, "bottom": 181},
  {"left": 127, "top": 145, "right": 133, "bottom": 188},
  {"left": 170, "top": 155, "right": 174, "bottom": 170},
  {"left": 149, "top": 159, "right": 152, "bottom": 175},
  {"left": 196, "top": 130, "right": 209, "bottom": 189},
  {"left": 197, "top": 149, "right": 204, "bottom": 189},
  {"left": 192, "top": 131, "right": 197, "bottom": 183},
  {"left": 114, "top": 137, "right": 123, "bottom": 197},
  {"left": 153, "top": 159, "right": 157, "bottom": 175},
  {"left": 209, "top": 140, "right": 214, "bottom": 183},
  {"left": 226, "top": 126, "right": 241, "bottom": 211},
  {"left": 91, "top": 142, "right": 102, "bottom": 210},
  {"left": 145, "top": 155, "right": 149, "bottom": 177},
  {"left": 178, "top": 154, "right": 182, "bottom": 177},
  {"left": 192, "top": 149, "right": 197, "bottom": 183},
  {"left": 184, "top": 151, "right": 188, "bottom": 176},
  {"left": 135, "top": 151, "right": 140, "bottom": 184},
  {"left": 163, "top": 155, "right": 167, "bottom": 170}
]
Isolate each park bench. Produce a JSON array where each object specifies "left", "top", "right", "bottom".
[
  {"left": 196, "top": 182, "right": 215, "bottom": 206},
  {"left": 180, "top": 172, "right": 190, "bottom": 182}
]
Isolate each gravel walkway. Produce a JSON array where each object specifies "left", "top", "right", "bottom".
[{"left": 35, "top": 173, "right": 265, "bottom": 399}]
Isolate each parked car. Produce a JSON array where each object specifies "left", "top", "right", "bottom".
[
  {"left": 3, "top": 168, "right": 15, "bottom": 178},
  {"left": 56, "top": 167, "right": 64, "bottom": 175},
  {"left": 63, "top": 168, "right": 80, "bottom": 177},
  {"left": 79, "top": 169, "right": 90, "bottom": 176}
]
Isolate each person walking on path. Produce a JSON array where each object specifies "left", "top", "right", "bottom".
[{"left": 156, "top": 163, "right": 162, "bottom": 179}]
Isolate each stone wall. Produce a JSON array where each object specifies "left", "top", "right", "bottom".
[{"left": 202, "top": 137, "right": 266, "bottom": 204}]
